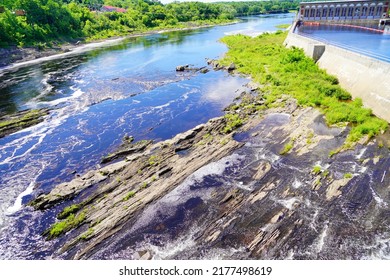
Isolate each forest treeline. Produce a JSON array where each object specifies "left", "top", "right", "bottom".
[{"left": 0, "top": 0, "right": 299, "bottom": 47}]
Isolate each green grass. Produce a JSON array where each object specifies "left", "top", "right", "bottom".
[
  {"left": 79, "top": 228, "right": 94, "bottom": 240},
  {"left": 312, "top": 165, "right": 322, "bottom": 175},
  {"left": 48, "top": 212, "right": 86, "bottom": 239},
  {"left": 279, "top": 141, "right": 294, "bottom": 155},
  {"left": 306, "top": 131, "right": 314, "bottom": 144},
  {"left": 219, "top": 32, "right": 388, "bottom": 145},
  {"left": 344, "top": 173, "right": 353, "bottom": 179},
  {"left": 322, "top": 170, "right": 330, "bottom": 178},
  {"left": 123, "top": 191, "right": 135, "bottom": 201},
  {"left": 223, "top": 113, "right": 244, "bottom": 134},
  {"left": 140, "top": 182, "right": 148, "bottom": 189},
  {"left": 57, "top": 204, "right": 82, "bottom": 220},
  {"left": 148, "top": 155, "right": 159, "bottom": 166},
  {"left": 0, "top": 109, "right": 46, "bottom": 129},
  {"left": 275, "top": 24, "right": 290, "bottom": 29}
]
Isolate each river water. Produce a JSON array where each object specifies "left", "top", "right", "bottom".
[
  {"left": 296, "top": 24, "right": 390, "bottom": 62},
  {"left": 0, "top": 14, "right": 295, "bottom": 259},
  {"left": 1, "top": 13, "right": 389, "bottom": 260}
]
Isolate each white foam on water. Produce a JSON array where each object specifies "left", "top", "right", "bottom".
[
  {"left": 39, "top": 74, "right": 54, "bottom": 97},
  {"left": 261, "top": 223, "right": 272, "bottom": 232},
  {"left": 256, "top": 150, "right": 280, "bottom": 163},
  {"left": 278, "top": 197, "right": 300, "bottom": 210},
  {"left": 359, "top": 166, "right": 368, "bottom": 173},
  {"left": 0, "top": 99, "right": 79, "bottom": 166},
  {"left": 5, "top": 182, "right": 35, "bottom": 215},
  {"left": 314, "top": 224, "right": 328, "bottom": 253},
  {"left": 0, "top": 83, "right": 92, "bottom": 227},
  {"left": 0, "top": 160, "right": 47, "bottom": 228},
  {"left": 285, "top": 250, "right": 295, "bottom": 260},
  {"left": 362, "top": 235, "right": 390, "bottom": 260},
  {"left": 0, "top": 209, "right": 53, "bottom": 259},
  {"left": 177, "top": 153, "right": 245, "bottom": 189},
  {"left": 36, "top": 88, "right": 84, "bottom": 107},
  {"left": 308, "top": 208, "right": 319, "bottom": 231},
  {"left": 152, "top": 100, "right": 175, "bottom": 110},
  {"left": 370, "top": 186, "right": 387, "bottom": 208},
  {"left": 292, "top": 178, "right": 303, "bottom": 189},
  {"left": 199, "top": 246, "right": 248, "bottom": 260},
  {"left": 146, "top": 230, "right": 198, "bottom": 260},
  {"left": 356, "top": 147, "right": 367, "bottom": 160},
  {"left": 0, "top": 126, "right": 47, "bottom": 166},
  {"left": 236, "top": 181, "right": 255, "bottom": 191}
]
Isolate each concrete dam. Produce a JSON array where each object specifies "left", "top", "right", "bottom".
[{"left": 285, "top": 4, "right": 390, "bottom": 123}]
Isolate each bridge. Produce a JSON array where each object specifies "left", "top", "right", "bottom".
[{"left": 298, "top": 0, "right": 389, "bottom": 28}]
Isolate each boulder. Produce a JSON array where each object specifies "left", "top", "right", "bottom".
[
  {"left": 227, "top": 63, "right": 236, "bottom": 71},
  {"left": 175, "top": 64, "right": 189, "bottom": 71},
  {"left": 133, "top": 250, "right": 152, "bottom": 260}
]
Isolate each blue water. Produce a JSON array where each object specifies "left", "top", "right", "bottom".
[
  {"left": 297, "top": 25, "right": 390, "bottom": 62},
  {"left": 0, "top": 13, "right": 295, "bottom": 259}
]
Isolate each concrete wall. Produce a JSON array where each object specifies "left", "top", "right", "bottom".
[{"left": 284, "top": 32, "right": 390, "bottom": 123}]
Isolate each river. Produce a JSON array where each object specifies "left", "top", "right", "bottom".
[
  {"left": 0, "top": 14, "right": 295, "bottom": 259},
  {"left": 296, "top": 24, "right": 390, "bottom": 62}
]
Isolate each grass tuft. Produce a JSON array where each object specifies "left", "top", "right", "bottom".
[{"left": 48, "top": 212, "right": 86, "bottom": 239}]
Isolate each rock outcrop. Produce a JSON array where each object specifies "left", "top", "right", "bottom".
[
  {"left": 30, "top": 116, "right": 244, "bottom": 259},
  {"left": 0, "top": 108, "right": 50, "bottom": 138}
]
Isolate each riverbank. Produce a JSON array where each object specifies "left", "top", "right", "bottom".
[
  {"left": 0, "top": 21, "right": 237, "bottom": 72},
  {"left": 220, "top": 31, "right": 388, "bottom": 146}
]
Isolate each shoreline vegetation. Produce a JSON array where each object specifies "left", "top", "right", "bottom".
[
  {"left": 0, "top": 0, "right": 299, "bottom": 67},
  {"left": 219, "top": 31, "right": 388, "bottom": 149}
]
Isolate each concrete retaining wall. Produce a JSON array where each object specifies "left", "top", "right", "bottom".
[{"left": 284, "top": 32, "right": 390, "bottom": 123}]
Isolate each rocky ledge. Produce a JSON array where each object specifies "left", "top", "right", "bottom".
[
  {"left": 0, "top": 108, "right": 50, "bottom": 138},
  {"left": 30, "top": 113, "right": 244, "bottom": 259}
]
